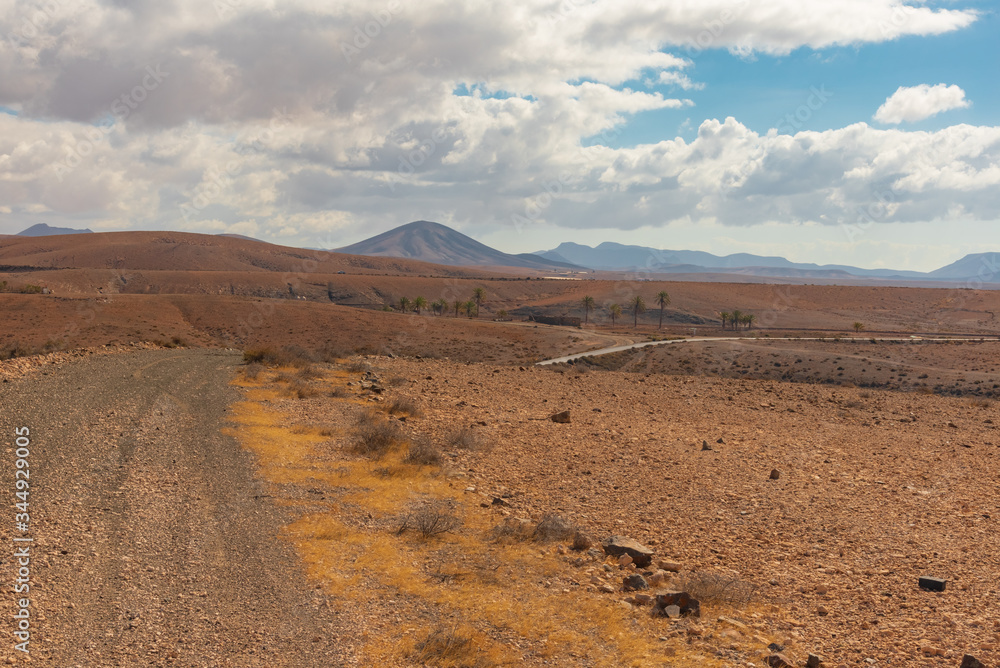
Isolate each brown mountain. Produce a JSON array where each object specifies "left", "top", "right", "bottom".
[
  {"left": 335, "top": 221, "right": 584, "bottom": 271},
  {"left": 0, "top": 230, "right": 485, "bottom": 276}
]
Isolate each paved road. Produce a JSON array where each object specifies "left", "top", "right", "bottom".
[
  {"left": 536, "top": 335, "right": 1000, "bottom": 365},
  {"left": 0, "top": 349, "right": 350, "bottom": 667}
]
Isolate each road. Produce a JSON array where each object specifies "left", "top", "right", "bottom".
[
  {"left": 0, "top": 349, "right": 352, "bottom": 667},
  {"left": 536, "top": 335, "right": 1000, "bottom": 365}
]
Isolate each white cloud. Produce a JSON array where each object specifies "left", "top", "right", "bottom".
[
  {"left": 0, "top": 0, "right": 992, "bottom": 245},
  {"left": 874, "top": 84, "right": 972, "bottom": 124}
]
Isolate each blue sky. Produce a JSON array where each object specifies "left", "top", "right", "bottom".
[{"left": 0, "top": 1, "right": 998, "bottom": 272}]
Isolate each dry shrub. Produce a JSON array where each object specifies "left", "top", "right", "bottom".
[
  {"left": 447, "top": 427, "right": 485, "bottom": 451},
  {"left": 243, "top": 345, "right": 316, "bottom": 367},
  {"left": 387, "top": 396, "right": 423, "bottom": 417},
  {"left": 970, "top": 397, "right": 992, "bottom": 408},
  {"left": 404, "top": 437, "right": 442, "bottom": 466},
  {"left": 676, "top": 572, "right": 758, "bottom": 608},
  {"left": 488, "top": 514, "right": 574, "bottom": 544},
  {"left": 0, "top": 342, "right": 32, "bottom": 361},
  {"left": 296, "top": 364, "right": 321, "bottom": 380},
  {"left": 291, "top": 380, "right": 322, "bottom": 399},
  {"left": 532, "top": 514, "right": 576, "bottom": 543},
  {"left": 243, "top": 362, "right": 264, "bottom": 379},
  {"left": 410, "top": 626, "right": 493, "bottom": 667},
  {"left": 329, "top": 386, "right": 350, "bottom": 398},
  {"left": 345, "top": 358, "right": 371, "bottom": 373},
  {"left": 387, "top": 375, "right": 409, "bottom": 387},
  {"left": 350, "top": 410, "right": 406, "bottom": 458},
  {"left": 396, "top": 503, "right": 462, "bottom": 538}
]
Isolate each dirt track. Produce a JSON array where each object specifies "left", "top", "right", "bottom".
[{"left": 0, "top": 349, "right": 354, "bottom": 667}]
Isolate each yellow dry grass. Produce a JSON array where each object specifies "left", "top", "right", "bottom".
[{"left": 227, "top": 365, "right": 772, "bottom": 667}]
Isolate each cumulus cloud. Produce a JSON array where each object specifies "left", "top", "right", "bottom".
[
  {"left": 0, "top": 0, "right": 992, "bottom": 243},
  {"left": 874, "top": 84, "right": 972, "bottom": 124}
]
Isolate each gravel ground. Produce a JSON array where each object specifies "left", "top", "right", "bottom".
[{"left": 0, "top": 349, "right": 356, "bottom": 667}]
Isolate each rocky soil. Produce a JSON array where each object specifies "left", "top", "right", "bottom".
[{"left": 373, "top": 355, "right": 1000, "bottom": 667}]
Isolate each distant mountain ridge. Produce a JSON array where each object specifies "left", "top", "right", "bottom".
[
  {"left": 17, "top": 223, "right": 93, "bottom": 236},
  {"left": 335, "top": 220, "right": 583, "bottom": 271},
  {"left": 534, "top": 241, "right": 996, "bottom": 283}
]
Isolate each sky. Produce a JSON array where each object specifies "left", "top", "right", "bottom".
[{"left": 0, "top": 0, "right": 997, "bottom": 272}]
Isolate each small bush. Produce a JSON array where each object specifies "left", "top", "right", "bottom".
[
  {"left": 396, "top": 503, "right": 462, "bottom": 538},
  {"left": 404, "top": 437, "right": 442, "bottom": 466},
  {"left": 329, "top": 386, "right": 350, "bottom": 398},
  {"left": 296, "top": 364, "right": 321, "bottom": 380},
  {"left": 350, "top": 411, "right": 406, "bottom": 457},
  {"left": 19, "top": 284, "right": 43, "bottom": 294},
  {"left": 488, "top": 517, "right": 533, "bottom": 543},
  {"left": 387, "top": 396, "right": 422, "bottom": 417},
  {"left": 243, "top": 362, "right": 264, "bottom": 379},
  {"left": 290, "top": 379, "right": 321, "bottom": 399},
  {"left": 447, "top": 426, "right": 485, "bottom": 451},
  {"left": 677, "top": 572, "right": 758, "bottom": 607},
  {"left": 243, "top": 346, "right": 276, "bottom": 364},
  {"left": 0, "top": 342, "right": 32, "bottom": 361},
  {"left": 410, "top": 626, "right": 490, "bottom": 667},
  {"left": 345, "top": 358, "right": 371, "bottom": 373}
]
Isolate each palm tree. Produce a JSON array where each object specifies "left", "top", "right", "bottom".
[
  {"left": 472, "top": 287, "right": 486, "bottom": 317},
  {"left": 655, "top": 291, "right": 670, "bottom": 329},
  {"left": 609, "top": 303, "right": 622, "bottom": 327},
  {"left": 744, "top": 313, "right": 756, "bottom": 330},
  {"left": 581, "top": 296, "right": 595, "bottom": 325},
  {"left": 719, "top": 311, "right": 731, "bottom": 330},
  {"left": 853, "top": 322, "right": 865, "bottom": 333},
  {"left": 629, "top": 295, "right": 646, "bottom": 328},
  {"left": 412, "top": 296, "right": 428, "bottom": 314},
  {"left": 731, "top": 309, "right": 744, "bottom": 331},
  {"left": 398, "top": 296, "right": 411, "bottom": 312},
  {"left": 464, "top": 300, "right": 477, "bottom": 318},
  {"left": 452, "top": 299, "right": 463, "bottom": 317}
]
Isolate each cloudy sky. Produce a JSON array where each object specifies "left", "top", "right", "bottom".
[{"left": 0, "top": 0, "right": 997, "bottom": 271}]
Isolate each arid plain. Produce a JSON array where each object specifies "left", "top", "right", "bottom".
[{"left": 2, "top": 232, "right": 999, "bottom": 667}]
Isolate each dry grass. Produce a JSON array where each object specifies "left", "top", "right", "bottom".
[{"left": 531, "top": 514, "right": 576, "bottom": 543}]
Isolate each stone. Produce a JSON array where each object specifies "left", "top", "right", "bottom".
[
  {"left": 716, "top": 437, "right": 725, "bottom": 444},
  {"left": 632, "top": 593, "right": 653, "bottom": 605},
  {"left": 654, "top": 591, "right": 701, "bottom": 618},
  {"left": 550, "top": 410, "right": 571, "bottom": 423},
  {"left": 618, "top": 553, "right": 633, "bottom": 568},
  {"left": 961, "top": 656, "right": 985, "bottom": 668},
  {"left": 571, "top": 532, "right": 594, "bottom": 551},
  {"left": 662, "top": 604, "right": 681, "bottom": 618},
  {"left": 919, "top": 576, "right": 947, "bottom": 592},
  {"left": 658, "top": 560, "right": 682, "bottom": 572},
  {"left": 602, "top": 536, "right": 654, "bottom": 568},
  {"left": 765, "top": 654, "right": 795, "bottom": 668},
  {"left": 807, "top": 653, "right": 823, "bottom": 667},
  {"left": 623, "top": 575, "right": 649, "bottom": 592},
  {"left": 599, "top": 584, "right": 615, "bottom": 593},
  {"left": 769, "top": 469, "right": 781, "bottom": 480},
  {"left": 702, "top": 440, "right": 712, "bottom": 451}
]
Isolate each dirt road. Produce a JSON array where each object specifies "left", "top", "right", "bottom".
[{"left": 0, "top": 349, "right": 353, "bottom": 667}]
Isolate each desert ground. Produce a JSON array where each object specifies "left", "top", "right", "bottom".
[{"left": 1, "top": 232, "right": 998, "bottom": 667}]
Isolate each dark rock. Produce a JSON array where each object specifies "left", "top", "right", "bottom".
[
  {"left": 701, "top": 440, "right": 712, "bottom": 451},
  {"left": 716, "top": 437, "right": 725, "bottom": 444},
  {"left": 623, "top": 575, "right": 648, "bottom": 591},
  {"left": 769, "top": 468, "right": 781, "bottom": 480},
  {"left": 601, "top": 536, "right": 654, "bottom": 568},
  {"left": 550, "top": 410, "right": 571, "bottom": 423},
  {"left": 919, "top": 576, "right": 946, "bottom": 592},
  {"left": 807, "top": 653, "right": 823, "bottom": 668},
  {"left": 653, "top": 591, "right": 700, "bottom": 617},
  {"left": 765, "top": 654, "right": 795, "bottom": 668},
  {"left": 767, "top": 643, "right": 785, "bottom": 653},
  {"left": 961, "top": 655, "right": 986, "bottom": 668}
]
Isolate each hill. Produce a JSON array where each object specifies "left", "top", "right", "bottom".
[
  {"left": 0, "top": 230, "right": 489, "bottom": 277},
  {"left": 335, "top": 221, "right": 584, "bottom": 272},
  {"left": 17, "top": 223, "right": 93, "bottom": 236}
]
